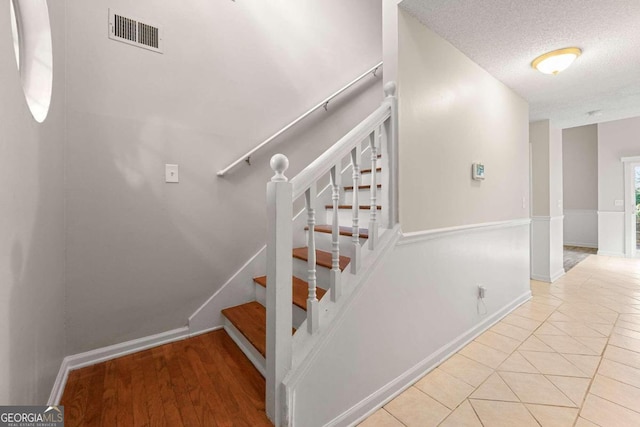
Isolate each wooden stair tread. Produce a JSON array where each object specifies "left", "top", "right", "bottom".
[
  {"left": 344, "top": 184, "right": 382, "bottom": 191},
  {"left": 305, "top": 224, "right": 369, "bottom": 239},
  {"left": 325, "top": 205, "right": 382, "bottom": 210},
  {"left": 221, "top": 302, "right": 295, "bottom": 358},
  {"left": 253, "top": 276, "right": 327, "bottom": 311},
  {"left": 292, "top": 247, "right": 350, "bottom": 271},
  {"left": 361, "top": 167, "right": 382, "bottom": 174}
]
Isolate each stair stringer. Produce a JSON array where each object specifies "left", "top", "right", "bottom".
[{"left": 282, "top": 223, "right": 402, "bottom": 426}]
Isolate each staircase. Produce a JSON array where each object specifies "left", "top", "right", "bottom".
[{"left": 218, "top": 82, "right": 397, "bottom": 426}]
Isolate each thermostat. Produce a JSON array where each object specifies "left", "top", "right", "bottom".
[{"left": 472, "top": 163, "right": 485, "bottom": 180}]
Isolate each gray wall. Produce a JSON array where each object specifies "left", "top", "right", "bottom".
[
  {"left": 397, "top": 11, "right": 529, "bottom": 231},
  {"left": 597, "top": 116, "right": 640, "bottom": 255},
  {"left": 64, "top": 0, "right": 383, "bottom": 354},
  {"left": 0, "top": 1, "right": 66, "bottom": 404},
  {"left": 563, "top": 125, "right": 598, "bottom": 210},
  {"left": 562, "top": 125, "right": 598, "bottom": 248}
]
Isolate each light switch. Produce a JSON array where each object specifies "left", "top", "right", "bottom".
[
  {"left": 615, "top": 200, "right": 624, "bottom": 207},
  {"left": 165, "top": 164, "right": 179, "bottom": 183}
]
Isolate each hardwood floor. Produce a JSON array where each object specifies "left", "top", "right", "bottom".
[{"left": 60, "top": 330, "right": 272, "bottom": 427}]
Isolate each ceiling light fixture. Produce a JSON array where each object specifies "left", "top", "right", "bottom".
[{"left": 531, "top": 47, "right": 582, "bottom": 75}]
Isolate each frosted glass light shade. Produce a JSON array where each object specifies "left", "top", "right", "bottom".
[{"left": 532, "top": 48, "right": 582, "bottom": 75}]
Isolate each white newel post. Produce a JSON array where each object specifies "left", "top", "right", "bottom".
[
  {"left": 329, "top": 164, "right": 342, "bottom": 302},
  {"left": 266, "top": 154, "right": 293, "bottom": 426},
  {"left": 383, "top": 81, "right": 398, "bottom": 228}
]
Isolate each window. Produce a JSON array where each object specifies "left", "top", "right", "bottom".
[{"left": 8, "top": 0, "right": 53, "bottom": 123}]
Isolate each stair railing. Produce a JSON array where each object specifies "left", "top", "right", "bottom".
[
  {"left": 217, "top": 62, "right": 383, "bottom": 177},
  {"left": 265, "top": 81, "right": 397, "bottom": 425}
]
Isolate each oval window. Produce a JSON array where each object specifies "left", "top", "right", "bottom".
[{"left": 9, "top": 0, "right": 53, "bottom": 123}]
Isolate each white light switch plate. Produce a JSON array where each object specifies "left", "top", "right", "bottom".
[
  {"left": 165, "top": 164, "right": 179, "bottom": 183},
  {"left": 615, "top": 200, "right": 624, "bottom": 207}
]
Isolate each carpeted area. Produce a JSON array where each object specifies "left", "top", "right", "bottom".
[{"left": 563, "top": 245, "right": 597, "bottom": 272}]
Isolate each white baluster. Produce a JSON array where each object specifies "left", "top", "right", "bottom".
[
  {"left": 305, "top": 184, "right": 319, "bottom": 333},
  {"left": 329, "top": 164, "right": 342, "bottom": 301},
  {"left": 368, "top": 128, "right": 380, "bottom": 249},
  {"left": 265, "top": 154, "right": 292, "bottom": 426},
  {"left": 350, "top": 145, "right": 361, "bottom": 273}
]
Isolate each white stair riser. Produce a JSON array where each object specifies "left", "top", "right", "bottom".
[
  {"left": 292, "top": 256, "right": 336, "bottom": 289},
  {"left": 359, "top": 170, "right": 382, "bottom": 186},
  {"left": 308, "top": 230, "right": 367, "bottom": 259},
  {"left": 324, "top": 208, "right": 381, "bottom": 227},
  {"left": 255, "top": 283, "right": 307, "bottom": 329},
  {"left": 344, "top": 188, "right": 381, "bottom": 206}
]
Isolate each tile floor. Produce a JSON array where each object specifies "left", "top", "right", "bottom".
[{"left": 359, "top": 255, "right": 640, "bottom": 427}]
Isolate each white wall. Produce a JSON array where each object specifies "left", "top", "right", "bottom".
[
  {"left": 64, "top": 0, "right": 383, "bottom": 354},
  {"left": 597, "top": 116, "right": 640, "bottom": 256},
  {"left": 397, "top": 12, "right": 529, "bottom": 231},
  {"left": 562, "top": 125, "right": 598, "bottom": 248},
  {"left": 0, "top": 1, "right": 66, "bottom": 404},
  {"left": 290, "top": 222, "right": 531, "bottom": 427},
  {"left": 529, "top": 120, "right": 564, "bottom": 282}
]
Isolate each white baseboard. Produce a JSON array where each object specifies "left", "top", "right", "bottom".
[
  {"left": 48, "top": 325, "right": 223, "bottom": 405},
  {"left": 597, "top": 250, "right": 626, "bottom": 258},
  {"left": 326, "top": 290, "right": 532, "bottom": 427},
  {"left": 531, "top": 269, "right": 565, "bottom": 283},
  {"left": 564, "top": 242, "right": 598, "bottom": 249}
]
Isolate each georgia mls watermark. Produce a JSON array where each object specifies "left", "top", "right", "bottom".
[{"left": 0, "top": 406, "right": 64, "bottom": 427}]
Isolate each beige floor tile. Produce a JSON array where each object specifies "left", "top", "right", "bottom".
[
  {"left": 614, "top": 326, "right": 640, "bottom": 339},
  {"left": 519, "top": 350, "right": 588, "bottom": 377},
  {"left": 550, "top": 321, "right": 607, "bottom": 337},
  {"left": 574, "top": 336, "right": 608, "bottom": 354},
  {"left": 459, "top": 341, "right": 509, "bottom": 369},
  {"left": 619, "top": 313, "right": 640, "bottom": 324},
  {"left": 490, "top": 321, "right": 531, "bottom": 341},
  {"left": 384, "top": 387, "right": 450, "bottom": 427},
  {"left": 358, "top": 409, "right": 403, "bottom": 427},
  {"left": 414, "top": 368, "right": 474, "bottom": 410},
  {"left": 469, "top": 372, "right": 518, "bottom": 402},
  {"left": 531, "top": 294, "right": 564, "bottom": 307},
  {"left": 535, "top": 334, "right": 599, "bottom": 355},
  {"left": 590, "top": 374, "right": 640, "bottom": 412},
  {"left": 535, "top": 322, "right": 567, "bottom": 335},
  {"left": 546, "top": 375, "right": 591, "bottom": 406},
  {"left": 598, "top": 358, "right": 640, "bottom": 388},
  {"left": 498, "top": 372, "right": 576, "bottom": 407},
  {"left": 604, "top": 344, "right": 640, "bottom": 369},
  {"left": 525, "top": 404, "right": 578, "bottom": 427},
  {"left": 609, "top": 333, "right": 640, "bottom": 353},
  {"left": 438, "top": 354, "right": 493, "bottom": 387},
  {"left": 438, "top": 400, "right": 482, "bottom": 427},
  {"left": 513, "top": 306, "right": 553, "bottom": 321},
  {"left": 548, "top": 311, "right": 576, "bottom": 322},
  {"left": 502, "top": 314, "right": 542, "bottom": 331},
  {"left": 475, "top": 330, "right": 521, "bottom": 353},
  {"left": 617, "top": 319, "right": 640, "bottom": 333},
  {"left": 586, "top": 322, "right": 615, "bottom": 336},
  {"left": 469, "top": 399, "right": 539, "bottom": 427},
  {"left": 574, "top": 416, "right": 600, "bottom": 427},
  {"left": 518, "top": 335, "right": 555, "bottom": 352},
  {"left": 580, "top": 393, "right": 640, "bottom": 427},
  {"left": 562, "top": 354, "right": 601, "bottom": 377},
  {"left": 497, "top": 352, "right": 539, "bottom": 374}
]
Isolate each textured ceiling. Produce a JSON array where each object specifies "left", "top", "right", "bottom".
[{"left": 400, "top": 0, "right": 640, "bottom": 129}]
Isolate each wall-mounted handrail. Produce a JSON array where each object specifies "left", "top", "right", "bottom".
[{"left": 216, "top": 61, "right": 383, "bottom": 177}]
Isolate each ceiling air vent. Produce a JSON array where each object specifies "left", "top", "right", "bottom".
[{"left": 108, "top": 9, "right": 163, "bottom": 53}]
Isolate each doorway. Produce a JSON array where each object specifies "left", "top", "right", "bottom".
[{"left": 623, "top": 158, "right": 640, "bottom": 257}]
